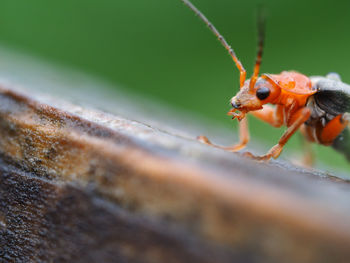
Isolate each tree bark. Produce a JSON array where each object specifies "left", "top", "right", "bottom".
[{"left": 0, "top": 76, "right": 350, "bottom": 262}]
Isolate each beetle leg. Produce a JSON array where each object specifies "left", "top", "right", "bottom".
[
  {"left": 250, "top": 104, "right": 284, "bottom": 127},
  {"left": 198, "top": 105, "right": 283, "bottom": 152},
  {"left": 198, "top": 116, "right": 249, "bottom": 152},
  {"left": 245, "top": 107, "right": 311, "bottom": 161},
  {"left": 300, "top": 133, "right": 314, "bottom": 166}
]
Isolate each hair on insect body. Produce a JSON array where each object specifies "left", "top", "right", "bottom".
[{"left": 181, "top": 0, "right": 350, "bottom": 162}]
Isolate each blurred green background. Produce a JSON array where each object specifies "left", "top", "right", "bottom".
[{"left": 0, "top": 0, "right": 350, "bottom": 170}]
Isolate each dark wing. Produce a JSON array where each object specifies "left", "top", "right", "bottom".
[
  {"left": 310, "top": 76, "right": 350, "bottom": 160},
  {"left": 312, "top": 76, "right": 350, "bottom": 115}
]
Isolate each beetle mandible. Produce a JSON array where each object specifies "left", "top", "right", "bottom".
[{"left": 181, "top": 0, "right": 350, "bottom": 162}]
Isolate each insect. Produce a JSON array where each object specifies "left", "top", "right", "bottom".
[{"left": 181, "top": 0, "right": 350, "bottom": 162}]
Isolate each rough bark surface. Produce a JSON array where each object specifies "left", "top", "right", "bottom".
[{"left": 0, "top": 83, "right": 350, "bottom": 263}]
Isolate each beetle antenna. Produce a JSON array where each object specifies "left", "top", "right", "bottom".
[
  {"left": 181, "top": 0, "right": 246, "bottom": 88},
  {"left": 249, "top": 5, "right": 266, "bottom": 90},
  {"left": 249, "top": 5, "right": 266, "bottom": 91}
]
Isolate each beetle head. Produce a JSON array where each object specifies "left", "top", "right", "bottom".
[{"left": 228, "top": 76, "right": 281, "bottom": 120}]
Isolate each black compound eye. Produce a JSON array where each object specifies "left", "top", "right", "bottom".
[{"left": 256, "top": 86, "right": 270, "bottom": 100}]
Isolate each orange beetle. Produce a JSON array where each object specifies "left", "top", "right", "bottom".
[{"left": 182, "top": 0, "right": 350, "bottom": 161}]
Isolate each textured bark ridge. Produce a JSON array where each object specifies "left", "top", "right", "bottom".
[{"left": 1, "top": 82, "right": 350, "bottom": 263}]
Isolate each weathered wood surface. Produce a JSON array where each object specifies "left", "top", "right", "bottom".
[{"left": 0, "top": 63, "right": 350, "bottom": 262}]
